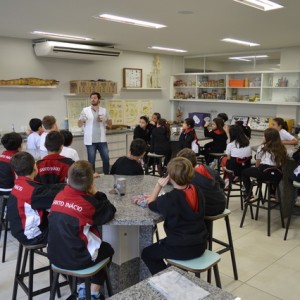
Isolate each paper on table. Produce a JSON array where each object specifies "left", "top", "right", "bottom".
[{"left": 148, "top": 270, "right": 210, "bottom": 300}]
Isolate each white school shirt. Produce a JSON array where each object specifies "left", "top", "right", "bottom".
[
  {"left": 60, "top": 146, "right": 80, "bottom": 161},
  {"left": 279, "top": 129, "right": 295, "bottom": 141},
  {"left": 256, "top": 145, "right": 276, "bottom": 166},
  {"left": 225, "top": 141, "right": 252, "bottom": 158},
  {"left": 79, "top": 106, "right": 110, "bottom": 145},
  {"left": 39, "top": 131, "right": 48, "bottom": 158},
  {"left": 26, "top": 132, "right": 40, "bottom": 150}
]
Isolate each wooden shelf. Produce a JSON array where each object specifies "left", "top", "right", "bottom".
[
  {"left": 170, "top": 99, "right": 300, "bottom": 106},
  {"left": 0, "top": 85, "right": 58, "bottom": 89},
  {"left": 121, "top": 88, "right": 163, "bottom": 90}
]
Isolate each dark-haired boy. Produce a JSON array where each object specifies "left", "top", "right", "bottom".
[
  {"left": 27, "top": 118, "right": 43, "bottom": 159},
  {"left": 0, "top": 132, "right": 22, "bottom": 194},
  {"left": 60, "top": 129, "right": 79, "bottom": 161},
  {"left": 36, "top": 131, "right": 74, "bottom": 184},
  {"left": 110, "top": 138, "right": 146, "bottom": 175},
  {"left": 178, "top": 118, "right": 197, "bottom": 150},
  {"left": 48, "top": 160, "right": 116, "bottom": 300},
  {"left": 7, "top": 152, "right": 64, "bottom": 245}
]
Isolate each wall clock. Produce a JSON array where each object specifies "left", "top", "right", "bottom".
[{"left": 123, "top": 68, "right": 142, "bottom": 88}]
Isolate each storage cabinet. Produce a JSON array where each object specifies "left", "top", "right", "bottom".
[{"left": 170, "top": 71, "right": 300, "bottom": 105}]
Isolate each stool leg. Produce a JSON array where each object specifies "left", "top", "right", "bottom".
[
  {"left": 284, "top": 211, "right": 292, "bottom": 240},
  {"left": 50, "top": 271, "right": 59, "bottom": 300},
  {"left": 225, "top": 216, "right": 238, "bottom": 280},
  {"left": 12, "top": 244, "right": 23, "bottom": 300},
  {"left": 255, "top": 184, "right": 262, "bottom": 221},
  {"left": 28, "top": 249, "right": 35, "bottom": 300},
  {"left": 145, "top": 157, "right": 150, "bottom": 175},
  {"left": 277, "top": 187, "right": 285, "bottom": 228},
  {"left": 85, "top": 278, "right": 91, "bottom": 300},
  {"left": 240, "top": 202, "right": 249, "bottom": 228},
  {"left": 213, "top": 265, "right": 222, "bottom": 289},
  {"left": 206, "top": 221, "right": 213, "bottom": 283},
  {"left": 104, "top": 265, "right": 113, "bottom": 296},
  {"left": 2, "top": 215, "right": 9, "bottom": 262},
  {"left": 267, "top": 184, "right": 271, "bottom": 237}
]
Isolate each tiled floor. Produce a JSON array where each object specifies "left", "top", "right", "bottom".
[{"left": 1, "top": 195, "right": 300, "bottom": 299}]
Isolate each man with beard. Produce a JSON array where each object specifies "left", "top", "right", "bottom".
[{"left": 78, "top": 92, "right": 112, "bottom": 176}]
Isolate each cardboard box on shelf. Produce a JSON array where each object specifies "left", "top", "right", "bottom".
[
  {"left": 229, "top": 80, "right": 245, "bottom": 88},
  {"left": 70, "top": 80, "right": 90, "bottom": 94}
]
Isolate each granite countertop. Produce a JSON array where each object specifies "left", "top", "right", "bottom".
[
  {"left": 95, "top": 175, "right": 172, "bottom": 226},
  {"left": 108, "top": 266, "right": 236, "bottom": 300}
]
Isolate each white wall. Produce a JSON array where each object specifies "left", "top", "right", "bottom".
[{"left": 0, "top": 36, "right": 184, "bottom": 132}]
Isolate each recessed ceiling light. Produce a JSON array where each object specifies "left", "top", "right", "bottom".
[
  {"left": 148, "top": 46, "right": 187, "bottom": 53},
  {"left": 31, "top": 31, "right": 94, "bottom": 41},
  {"left": 177, "top": 10, "right": 194, "bottom": 15},
  {"left": 96, "top": 14, "right": 166, "bottom": 29},
  {"left": 229, "top": 55, "right": 269, "bottom": 61},
  {"left": 222, "top": 38, "right": 260, "bottom": 47},
  {"left": 233, "top": 0, "right": 284, "bottom": 11}
]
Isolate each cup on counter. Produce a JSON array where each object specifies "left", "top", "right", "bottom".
[{"left": 114, "top": 177, "right": 127, "bottom": 196}]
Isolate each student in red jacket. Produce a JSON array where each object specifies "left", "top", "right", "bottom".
[
  {"left": 36, "top": 131, "right": 74, "bottom": 184},
  {"left": 0, "top": 132, "right": 22, "bottom": 195},
  {"left": 48, "top": 160, "right": 116, "bottom": 300},
  {"left": 7, "top": 152, "right": 64, "bottom": 245},
  {"left": 141, "top": 157, "right": 207, "bottom": 275}
]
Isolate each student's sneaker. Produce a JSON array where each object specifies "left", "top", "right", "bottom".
[
  {"left": 77, "top": 287, "right": 86, "bottom": 300},
  {"left": 224, "top": 178, "right": 230, "bottom": 190},
  {"left": 91, "top": 291, "right": 105, "bottom": 300}
]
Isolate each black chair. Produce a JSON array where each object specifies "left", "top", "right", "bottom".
[
  {"left": 145, "top": 153, "right": 165, "bottom": 176},
  {"left": 205, "top": 209, "right": 238, "bottom": 281},
  {"left": 240, "top": 168, "right": 285, "bottom": 237},
  {"left": 12, "top": 243, "right": 66, "bottom": 300},
  {"left": 284, "top": 181, "right": 300, "bottom": 240}
]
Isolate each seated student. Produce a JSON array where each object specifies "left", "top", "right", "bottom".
[
  {"left": 235, "top": 120, "right": 251, "bottom": 140},
  {"left": 203, "top": 117, "right": 228, "bottom": 165},
  {"left": 217, "top": 112, "right": 229, "bottom": 137},
  {"left": 7, "top": 152, "right": 64, "bottom": 245},
  {"left": 36, "top": 131, "right": 74, "bottom": 184},
  {"left": 177, "top": 148, "right": 226, "bottom": 216},
  {"left": 150, "top": 118, "right": 172, "bottom": 168},
  {"left": 141, "top": 157, "right": 207, "bottom": 275},
  {"left": 133, "top": 116, "right": 151, "bottom": 145},
  {"left": 26, "top": 118, "right": 43, "bottom": 159},
  {"left": 110, "top": 138, "right": 146, "bottom": 175},
  {"left": 178, "top": 118, "right": 197, "bottom": 150},
  {"left": 48, "top": 160, "right": 116, "bottom": 300},
  {"left": 221, "top": 125, "right": 252, "bottom": 188},
  {"left": 60, "top": 130, "right": 80, "bottom": 161},
  {"left": 242, "top": 128, "right": 287, "bottom": 199},
  {"left": 39, "top": 115, "right": 58, "bottom": 158},
  {"left": 0, "top": 132, "right": 22, "bottom": 195},
  {"left": 271, "top": 117, "right": 297, "bottom": 145}
]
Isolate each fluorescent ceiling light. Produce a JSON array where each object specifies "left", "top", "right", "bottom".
[
  {"left": 149, "top": 46, "right": 187, "bottom": 53},
  {"left": 31, "top": 31, "right": 93, "bottom": 41},
  {"left": 229, "top": 55, "right": 269, "bottom": 61},
  {"left": 233, "top": 0, "right": 283, "bottom": 11},
  {"left": 222, "top": 38, "right": 260, "bottom": 47},
  {"left": 97, "top": 14, "right": 166, "bottom": 29}
]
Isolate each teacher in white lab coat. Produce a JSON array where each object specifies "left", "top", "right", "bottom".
[{"left": 78, "top": 92, "right": 112, "bottom": 175}]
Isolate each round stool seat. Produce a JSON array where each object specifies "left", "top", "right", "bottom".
[
  {"left": 23, "top": 243, "right": 47, "bottom": 250},
  {"left": 147, "top": 153, "right": 165, "bottom": 158},
  {"left": 166, "top": 250, "right": 220, "bottom": 272},
  {"left": 205, "top": 209, "right": 231, "bottom": 221},
  {"left": 51, "top": 257, "right": 110, "bottom": 278},
  {"left": 209, "top": 153, "right": 225, "bottom": 157}
]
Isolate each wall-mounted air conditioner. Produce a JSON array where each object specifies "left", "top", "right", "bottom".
[{"left": 33, "top": 41, "right": 122, "bottom": 61}]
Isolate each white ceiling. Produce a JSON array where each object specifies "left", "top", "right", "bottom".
[{"left": 0, "top": 0, "right": 298, "bottom": 56}]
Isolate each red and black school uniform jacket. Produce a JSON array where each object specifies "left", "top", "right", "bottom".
[
  {"left": 36, "top": 154, "right": 74, "bottom": 184},
  {"left": 192, "top": 164, "right": 226, "bottom": 216},
  {"left": 47, "top": 186, "right": 116, "bottom": 270},
  {"left": 204, "top": 127, "right": 227, "bottom": 153},
  {"left": 148, "top": 185, "right": 207, "bottom": 248},
  {"left": 7, "top": 176, "right": 65, "bottom": 245},
  {"left": 0, "top": 149, "right": 18, "bottom": 194},
  {"left": 179, "top": 128, "right": 196, "bottom": 150}
]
